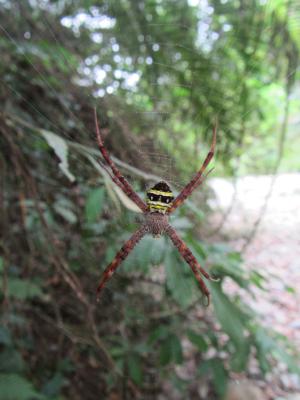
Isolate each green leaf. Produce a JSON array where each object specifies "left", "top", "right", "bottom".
[
  {"left": 148, "top": 326, "right": 170, "bottom": 344},
  {"left": 42, "top": 372, "right": 65, "bottom": 397},
  {"left": 127, "top": 354, "right": 143, "bottom": 385},
  {"left": 210, "top": 358, "right": 228, "bottom": 397},
  {"left": 145, "top": 236, "right": 168, "bottom": 265},
  {"left": 274, "top": 344, "right": 300, "bottom": 374},
  {"left": 85, "top": 187, "right": 105, "bottom": 223},
  {"left": 187, "top": 330, "right": 208, "bottom": 352},
  {"left": 253, "top": 327, "right": 275, "bottom": 373},
  {"left": 197, "top": 360, "right": 211, "bottom": 377},
  {"left": 285, "top": 285, "right": 296, "bottom": 294},
  {"left": 0, "top": 349, "right": 25, "bottom": 373},
  {"left": 0, "top": 373, "right": 44, "bottom": 400},
  {"left": 159, "top": 340, "right": 173, "bottom": 366},
  {"left": 211, "top": 285, "right": 245, "bottom": 346},
  {"left": 123, "top": 236, "right": 167, "bottom": 273},
  {"left": 109, "top": 346, "right": 125, "bottom": 359},
  {"left": 210, "top": 245, "right": 248, "bottom": 288},
  {"left": 188, "top": 238, "right": 207, "bottom": 260},
  {"left": 165, "top": 248, "right": 197, "bottom": 307},
  {"left": 211, "top": 285, "right": 250, "bottom": 371},
  {"left": 250, "top": 271, "right": 267, "bottom": 290},
  {"left": 40, "top": 130, "right": 75, "bottom": 182},
  {"left": 173, "top": 86, "right": 190, "bottom": 98},
  {"left": 0, "top": 326, "right": 12, "bottom": 346},
  {"left": 159, "top": 334, "right": 183, "bottom": 366},
  {"left": 252, "top": 326, "right": 299, "bottom": 374},
  {"left": 8, "top": 278, "right": 43, "bottom": 300},
  {"left": 185, "top": 200, "right": 205, "bottom": 220},
  {"left": 170, "top": 335, "right": 183, "bottom": 364},
  {"left": 171, "top": 217, "right": 193, "bottom": 232},
  {"left": 170, "top": 374, "right": 187, "bottom": 392},
  {"left": 230, "top": 339, "right": 251, "bottom": 371},
  {"left": 198, "top": 359, "right": 228, "bottom": 397}
]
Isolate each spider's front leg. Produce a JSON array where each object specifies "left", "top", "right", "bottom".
[
  {"left": 96, "top": 225, "right": 147, "bottom": 300},
  {"left": 166, "top": 225, "right": 218, "bottom": 305},
  {"left": 168, "top": 122, "right": 217, "bottom": 214},
  {"left": 94, "top": 108, "right": 148, "bottom": 213}
]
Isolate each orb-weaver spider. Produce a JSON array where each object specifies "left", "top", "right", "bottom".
[{"left": 94, "top": 109, "right": 218, "bottom": 305}]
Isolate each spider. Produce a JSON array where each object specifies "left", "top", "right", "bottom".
[{"left": 94, "top": 108, "right": 218, "bottom": 305}]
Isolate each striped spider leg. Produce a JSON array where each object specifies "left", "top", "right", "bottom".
[
  {"left": 166, "top": 225, "right": 218, "bottom": 306},
  {"left": 94, "top": 108, "right": 148, "bottom": 213},
  {"left": 167, "top": 122, "right": 217, "bottom": 214},
  {"left": 96, "top": 225, "right": 147, "bottom": 300}
]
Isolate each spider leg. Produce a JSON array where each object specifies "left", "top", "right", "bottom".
[
  {"left": 94, "top": 108, "right": 148, "bottom": 212},
  {"left": 168, "top": 122, "right": 217, "bottom": 214},
  {"left": 97, "top": 158, "right": 128, "bottom": 193},
  {"left": 96, "top": 225, "right": 147, "bottom": 300},
  {"left": 166, "top": 225, "right": 218, "bottom": 305}
]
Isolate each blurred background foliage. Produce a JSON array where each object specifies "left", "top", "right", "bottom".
[{"left": 0, "top": 0, "right": 299, "bottom": 399}]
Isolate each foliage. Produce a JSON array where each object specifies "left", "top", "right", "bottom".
[{"left": 0, "top": 0, "right": 299, "bottom": 399}]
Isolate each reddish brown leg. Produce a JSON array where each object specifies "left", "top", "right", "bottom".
[
  {"left": 168, "top": 122, "right": 217, "bottom": 214},
  {"left": 94, "top": 108, "right": 148, "bottom": 212},
  {"left": 166, "top": 225, "right": 218, "bottom": 305},
  {"left": 98, "top": 158, "right": 128, "bottom": 193},
  {"left": 96, "top": 225, "right": 147, "bottom": 300}
]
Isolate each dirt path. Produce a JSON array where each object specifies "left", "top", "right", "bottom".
[{"left": 209, "top": 173, "right": 300, "bottom": 396}]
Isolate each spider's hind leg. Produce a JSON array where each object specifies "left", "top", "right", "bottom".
[
  {"left": 166, "top": 225, "right": 218, "bottom": 305},
  {"left": 96, "top": 225, "right": 147, "bottom": 300}
]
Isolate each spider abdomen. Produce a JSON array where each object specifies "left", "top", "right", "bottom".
[{"left": 146, "top": 181, "right": 174, "bottom": 214}]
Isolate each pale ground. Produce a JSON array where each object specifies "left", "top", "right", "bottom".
[{"left": 209, "top": 173, "right": 300, "bottom": 398}]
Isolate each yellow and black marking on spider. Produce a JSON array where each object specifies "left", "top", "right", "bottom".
[
  {"left": 93, "top": 108, "right": 218, "bottom": 306},
  {"left": 146, "top": 181, "right": 174, "bottom": 214}
]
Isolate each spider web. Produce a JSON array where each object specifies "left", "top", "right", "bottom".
[
  {"left": 1, "top": 1, "right": 300, "bottom": 395},
  {"left": 1, "top": 1, "right": 298, "bottom": 284}
]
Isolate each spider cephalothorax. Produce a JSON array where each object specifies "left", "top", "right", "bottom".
[
  {"left": 144, "top": 210, "right": 169, "bottom": 238},
  {"left": 94, "top": 108, "right": 218, "bottom": 305}
]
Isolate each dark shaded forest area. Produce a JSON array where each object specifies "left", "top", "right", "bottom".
[{"left": 0, "top": 1, "right": 299, "bottom": 399}]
